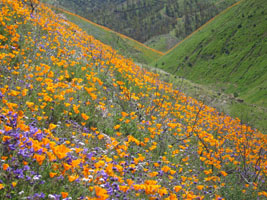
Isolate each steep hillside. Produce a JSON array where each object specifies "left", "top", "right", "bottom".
[
  {"left": 48, "top": 0, "right": 238, "bottom": 48},
  {"left": 154, "top": 0, "right": 267, "bottom": 128},
  {"left": 144, "top": 34, "right": 180, "bottom": 53},
  {"left": 1, "top": 1, "right": 267, "bottom": 200},
  {"left": 49, "top": 5, "right": 163, "bottom": 64}
]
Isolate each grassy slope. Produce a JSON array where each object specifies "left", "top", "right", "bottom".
[
  {"left": 143, "top": 63, "right": 267, "bottom": 132},
  {"left": 144, "top": 0, "right": 240, "bottom": 52},
  {"left": 48, "top": 0, "right": 238, "bottom": 50},
  {"left": 50, "top": 5, "right": 163, "bottom": 64},
  {"left": 144, "top": 34, "right": 179, "bottom": 53},
  {"left": 153, "top": 0, "right": 267, "bottom": 131}
]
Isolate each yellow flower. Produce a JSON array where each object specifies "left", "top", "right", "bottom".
[
  {"left": 48, "top": 71, "right": 54, "bottom": 78},
  {"left": 49, "top": 123, "right": 57, "bottom": 130},
  {"left": 221, "top": 171, "right": 228, "bottom": 177},
  {"left": 61, "top": 192, "right": 68, "bottom": 198},
  {"left": 26, "top": 101, "right": 34, "bottom": 107},
  {"left": 81, "top": 113, "right": 89, "bottom": 120},
  {"left": 121, "top": 112, "right": 128, "bottom": 117},
  {"left": 197, "top": 185, "right": 204, "bottom": 190},
  {"left": 119, "top": 185, "right": 129, "bottom": 192},
  {"left": 3, "top": 163, "right": 9, "bottom": 171},
  {"left": 49, "top": 172, "right": 57, "bottom": 178},
  {"left": 173, "top": 185, "right": 182, "bottom": 193},
  {"left": 114, "top": 125, "right": 120, "bottom": 130},
  {"left": 10, "top": 90, "right": 20, "bottom": 96},
  {"left": 33, "top": 154, "right": 46, "bottom": 165},
  {"left": 68, "top": 175, "right": 78, "bottom": 182},
  {"left": 52, "top": 144, "right": 71, "bottom": 160}
]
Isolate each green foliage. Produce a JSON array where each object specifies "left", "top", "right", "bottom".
[
  {"left": 144, "top": 34, "right": 179, "bottom": 53},
  {"left": 46, "top": 0, "right": 238, "bottom": 50},
  {"left": 153, "top": 0, "right": 267, "bottom": 131},
  {"left": 51, "top": 7, "right": 162, "bottom": 64}
]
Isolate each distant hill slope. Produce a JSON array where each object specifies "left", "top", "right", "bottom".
[
  {"left": 144, "top": 34, "right": 180, "bottom": 53},
  {"left": 48, "top": 0, "right": 238, "bottom": 50},
  {"left": 49, "top": 5, "right": 163, "bottom": 64},
  {"left": 154, "top": 0, "right": 267, "bottom": 108}
]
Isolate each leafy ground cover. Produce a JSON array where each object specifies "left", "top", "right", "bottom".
[
  {"left": 143, "top": 64, "right": 267, "bottom": 133},
  {"left": 0, "top": 1, "right": 267, "bottom": 199},
  {"left": 52, "top": 0, "right": 238, "bottom": 46},
  {"left": 153, "top": 0, "right": 267, "bottom": 132},
  {"left": 48, "top": 5, "right": 164, "bottom": 65},
  {"left": 144, "top": 34, "right": 179, "bottom": 53}
]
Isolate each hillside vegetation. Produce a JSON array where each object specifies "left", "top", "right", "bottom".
[
  {"left": 49, "top": 5, "right": 163, "bottom": 64},
  {"left": 0, "top": 1, "right": 267, "bottom": 200},
  {"left": 144, "top": 34, "right": 180, "bottom": 53},
  {"left": 154, "top": 0, "right": 267, "bottom": 130},
  {"left": 49, "top": 0, "right": 238, "bottom": 50}
]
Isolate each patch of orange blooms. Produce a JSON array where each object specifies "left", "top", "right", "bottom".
[{"left": 0, "top": 0, "right": 266, "bottom": 199}]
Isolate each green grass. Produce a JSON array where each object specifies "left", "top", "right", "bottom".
[
  {"left": 140, "top": 63, "right": 267, "bottom": 132},
  {"left": 48, "top": 0, "right": 238, "bottom": 44},
  {"left": 144, "top": 34, "right": 179, "bottom": 52},
  {"left": 153, "top": 0, "right": 267, "bottom": 132},
  {"left": 51, "top": 6, "right": 162, "bottom": 64}
]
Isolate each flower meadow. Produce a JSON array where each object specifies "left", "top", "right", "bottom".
[{"left": 0, "top": 0, "right": 266, "bottom": 199}]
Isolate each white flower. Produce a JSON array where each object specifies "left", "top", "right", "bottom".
[
  {"left": 79, "top": 142, "right": 85, "bottom": 146},
  {"left": 18, "top": 191, "right": 24, "bottom": 195},
  {"left": 33, "top": 175, "right": 42, "bottom": 180},
  {"left": 48, "top": 194, "right": 56, "bottom": 199}
]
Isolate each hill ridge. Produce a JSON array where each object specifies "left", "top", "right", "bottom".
[
  {"left": 46, "top": 3, "right": 164, "bottom": 56},
  {"left": 153, "top": 0, "right": 267, "bottom": 130},
  {"left": 164, "top": 0, "right": 243, "bottom": 55},
  {"left": 48, "top": 1, "right": 244, "bottom": 59}
]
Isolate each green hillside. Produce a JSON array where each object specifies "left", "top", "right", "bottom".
[
  {"left": 144, "top": 34, "right": 179, "bottom": 53},
  {"left": 47, "top": 0, "right": 238, "bottom": 50},
  {"left": 153, "top": 0, "right": 267, "bottom": 130},
  {"left": 49, "top": 5, "right": 163, "bottom": 64}
]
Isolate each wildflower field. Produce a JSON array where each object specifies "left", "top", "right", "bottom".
[{"left": 0, "top": 0, "right": 266, "bottom": 199}]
